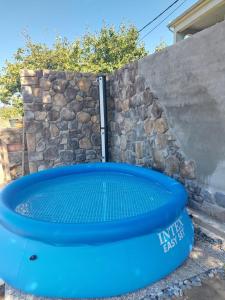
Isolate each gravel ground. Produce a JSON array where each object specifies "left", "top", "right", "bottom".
[{"left": 3, "top": 226, "right": 225, "bottom": 300}]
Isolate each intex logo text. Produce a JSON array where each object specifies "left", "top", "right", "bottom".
[{"left": 157, "top": 218, "right": 185, "bottom": 253}]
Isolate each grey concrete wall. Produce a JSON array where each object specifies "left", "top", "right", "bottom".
[
  {"left": 110, "top": 20, "right": 225, "bottom": 222},
  {"left": 138, "top": 20, "right": 225, "bottom": 190}
]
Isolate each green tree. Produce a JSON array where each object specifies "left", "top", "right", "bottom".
[
  {"left": 154, "top": 41, "right": 167, "bottom": 53},
  {"left": 0, "top": 25, "right": 147, "bottom": 106}
]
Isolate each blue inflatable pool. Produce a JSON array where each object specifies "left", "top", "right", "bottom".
[{"left": 0, "top": 163, "right": 194, "bottom": 298}]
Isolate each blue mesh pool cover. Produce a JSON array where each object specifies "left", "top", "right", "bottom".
[{"left": 15, "top": 171, "right": 172, "bottom": 223}]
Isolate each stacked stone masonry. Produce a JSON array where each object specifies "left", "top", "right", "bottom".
[
  {"left": 20, "top": 64, "right": 225, "bottom": 223},
  {"left": 0, "top": 128, "right": 28, "bottom": 184},
  {"left": 108, "top": 63, "right": 196, "bottom": 191},
  {"left": 21, "top": 70, "right": 101, "bottom": 172},
  {"left": 107, "top": 58, "right": 225, "bottom": 222}
]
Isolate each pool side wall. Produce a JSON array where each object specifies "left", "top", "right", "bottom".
[{"left": 0, "top": 209, "right": 193, "bottom": 298}]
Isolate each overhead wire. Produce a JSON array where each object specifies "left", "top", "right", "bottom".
[
  {"left": 138, "top": 0, "right": 181, "bottom": 33},
  {"left": 139, "top": 0, "right": 189, "bottom": 41}
]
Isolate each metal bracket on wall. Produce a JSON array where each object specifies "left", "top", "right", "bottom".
[{"left": 98, "top": 75, "right": 108, "bottom": 163}]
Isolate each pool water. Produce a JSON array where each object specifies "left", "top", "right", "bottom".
[{"left": 14, "top": 171, "right": 172, "bottom": 224}]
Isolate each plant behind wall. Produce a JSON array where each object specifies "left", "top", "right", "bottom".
[{"left": 0, "top": 24, "right": 148, "bottom": 121}]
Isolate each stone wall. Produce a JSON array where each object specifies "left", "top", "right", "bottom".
[
  {"left": 21, "top": 70, "right": 101, "bottom": 172},
  {"left": 108, "top": 62, "right": 195, "bottom": 187},
  {"left": 0, "top": 128, "right": 28, "bottom": 184},
  {"left": 19, "top": 20, "right": 225, "bottom": 222},
  {"left": 109, "top": 20, "right": 225, "bottom": 222}
]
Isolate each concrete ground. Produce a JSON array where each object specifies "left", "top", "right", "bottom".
[
  {"left": 0, "top": 285, "right": 4, "bottom": 300},
  {"left": 179, "top": 275, "right": 225, "bottom": 300},
  {"left": 2, "top": 276, "right": 225, "bottom": 300}
]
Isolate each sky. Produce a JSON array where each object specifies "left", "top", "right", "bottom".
[{"left": 0, "top": 0, "right": 197, "bottom": 68}]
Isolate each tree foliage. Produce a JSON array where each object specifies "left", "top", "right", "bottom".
[
  {"left": 154, "top": 41, "right": 167, "bottom": 53},
  {"left": 0, "top": 25, "right": 148, "bottom": 105}
]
